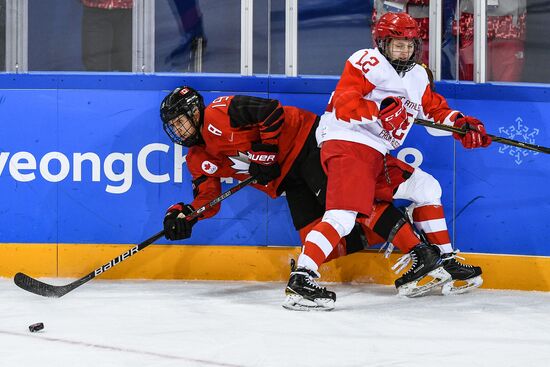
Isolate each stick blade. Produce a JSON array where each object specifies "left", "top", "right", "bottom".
[{"left": 14, "top": 272, "right": 68, "bottom": 298}]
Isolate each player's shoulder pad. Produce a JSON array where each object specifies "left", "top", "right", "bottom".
[
  {"left": 348, "top": 48, "right": 375, "bottom": 61},
  {"left": 185, "top": 145, "right": 199, "bottom": 165},
  {"left": 419, "top": 63, "right": 436, "bottom": 91},
  {"left": 187, "top": 146, "right": 224, "bottom": 177},
  {"left": 186, "top": 146, "right": 207, "bottom": 170}
]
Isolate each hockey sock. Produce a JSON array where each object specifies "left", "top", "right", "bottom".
[
  {"left": 324, "top": 237, "right": 348, "bottom": 262},
  {"left": 299, "top": 218, "right": 349, "bottom": 264},
  {"left": 412, "top": 205, "right": 453, "bottom": 254},
  {"left": 297, "top": 221, "right": 342, "bottom": 273}
]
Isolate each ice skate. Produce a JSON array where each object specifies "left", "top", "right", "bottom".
[
  {"left": 393, "top": 243, "right": 451, "bottom": 297},
  {"left": 440, "top": 250, "right": 483, "bottom": 295},
  {"left": 283, "top": 264, "right": 336, "bottom": 311}
]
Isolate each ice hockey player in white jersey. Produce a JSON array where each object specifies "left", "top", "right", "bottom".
[{"left": 284, "top": 12, "right": 490, "bottom": 310}]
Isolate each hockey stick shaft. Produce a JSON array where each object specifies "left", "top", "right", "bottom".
[
  {"left": 14, "top": 176, "right": 257, "bottom": 298},
  {"left": 414, "top": 118, "right": 550, "bottom": 154}
]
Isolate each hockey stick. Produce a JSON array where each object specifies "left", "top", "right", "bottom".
[
  {"left": 14, "top": 176, "right": 257, "bottom": 298},
  {"left": 414, "top": 118, "right": 550, "bottom": 154}
]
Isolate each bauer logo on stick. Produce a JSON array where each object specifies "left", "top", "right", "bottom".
[{"left": 94, "top": 246, "right": 139, "bottom": 276}]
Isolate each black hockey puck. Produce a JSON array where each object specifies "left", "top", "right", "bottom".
[{"left": 28, "top": 322, "right": 44, "bottom": 332}]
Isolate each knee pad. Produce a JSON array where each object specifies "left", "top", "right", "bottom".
[
  {"left": 322, "top": 209, "right": 357, "bottom": 237},
  {"left": 394, "top": 168, "right": 442, "bottom": 206}
]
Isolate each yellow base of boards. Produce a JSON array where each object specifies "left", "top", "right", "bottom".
[{"left": 1, "top": 243, "right": 549, "bottom": 291}]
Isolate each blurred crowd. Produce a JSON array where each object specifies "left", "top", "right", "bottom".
[{"left": 1, "top": 0, "right": 550, "bottom": 82}]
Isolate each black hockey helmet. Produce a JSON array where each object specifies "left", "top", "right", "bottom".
[{"left": 160, "top": 86, "right": 205, "bottom": 147}]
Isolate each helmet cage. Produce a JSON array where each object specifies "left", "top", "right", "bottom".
[
  {"left": 377, "top": 37, "right": 423, "bottom": 73},
  {"left": 160, "top": 87, "right": 205, "bottom": 147},
  {"left": 373, "top": 12, "right": 422, "bottom": 73}
]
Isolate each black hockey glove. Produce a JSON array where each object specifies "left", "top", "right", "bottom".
[
  {"left": 248, "top": 142, "right": 281, "bottom": 185},
  {"left": 163, "top": 203, "right": 198, "bottom": 241}
]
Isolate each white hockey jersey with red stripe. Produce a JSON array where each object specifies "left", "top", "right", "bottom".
[{"left": 317, "top": 47, "right": 460, "bottom": 154}]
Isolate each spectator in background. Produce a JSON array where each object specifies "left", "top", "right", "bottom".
[
  {"left": 521, "top": 0, "right": 550, "bottom": 83},
  {"left": 374, "top": 1, "right": 526, "bottom": 82},
  {"left": 0, "top": 0, "right": 5, "bottom": 71},
  {"left": 81, "top": 0, "right": 133, "bottom": 72},
  {"left": 164, "top": 0, "right": 207, "bottom": 72},
  {"left": 453, "top": 0, "right": 526, "bottom": 82}
]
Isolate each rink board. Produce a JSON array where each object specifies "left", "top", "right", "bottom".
[
  {"left": 0, "top": 74, "right": 549, "bottom": 290},
  {"left": 2, "top": 243, "right": 550, "bottom": 291}
]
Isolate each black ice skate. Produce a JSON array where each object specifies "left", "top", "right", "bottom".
[
  {"left": 440, "top": 250, "right": 483, "bottom": 295},
  {"left": 283, "top": 265, "right": 336, "bottom": 311},
  {"left": 393, "top": 243, "right": 451, "bottom": 297}
]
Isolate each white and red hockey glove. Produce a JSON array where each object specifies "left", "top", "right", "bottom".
[
  {"left": 248, "top": 142, "right": 281, "bottom": 185},
  {"left": 379, "top": 96, "right": 408, "bottom": 131},
  {"left": 453, "top": 115, "right": 492, "bottom": 149}
]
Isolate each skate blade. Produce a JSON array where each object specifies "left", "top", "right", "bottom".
[
  {"left": 282, "top": 294, "right": 335, "bottom": 311},
  {"left": 441, "top": 275, "right": 483, "bottom": 295},
  {"left": 398, "top": 267, "right": 452, "bottom": 298}
]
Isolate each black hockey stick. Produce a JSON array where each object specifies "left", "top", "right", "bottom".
[
  {"left": 414, "top": 118, "right": 550, "bottom": 154},
  {"left": 14, "top": 176, "right": 257, "bottom": 298}
]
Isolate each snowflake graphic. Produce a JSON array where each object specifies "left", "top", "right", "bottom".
[{"left": 498, "top": 117, "right": 539, "bottom": 165}]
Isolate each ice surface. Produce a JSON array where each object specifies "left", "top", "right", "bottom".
[{"left": 1, "top": 278, "right": 550, "bottom": 367}]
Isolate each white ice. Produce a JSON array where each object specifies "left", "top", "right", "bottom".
[{"left": 1, "top": 278, "right": 550, "bottom": 367}]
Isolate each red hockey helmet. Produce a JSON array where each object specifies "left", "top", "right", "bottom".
[{"left": 372, "top": 12, "right": 422, "bottom": 73}]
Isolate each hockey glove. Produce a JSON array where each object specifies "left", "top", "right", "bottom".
[
  {"left": 453, "top": 116, "right": 492, "bottom": 149},
  {"left": 163, "top": 203, "right": 198, "bottom": 241},
  {"left": 248, "top": 142, "right": 281, "bottom": 185},
  {"left": 379, "top": 96, "right": 408, "bottom": 131}
]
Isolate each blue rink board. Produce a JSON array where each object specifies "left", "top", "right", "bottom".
[{"left": 0, "top": 74, "right": 548, "bottom": 256}]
